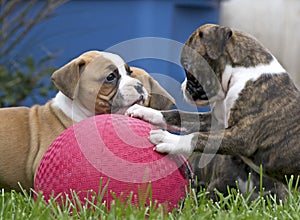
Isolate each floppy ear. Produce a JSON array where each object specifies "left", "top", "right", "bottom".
[
  {"left": 51, "top": 58, "right": 86, "bottom": 99},
  {"left": 201, "top": 26, "right": 233, "bottom": 60},
  {"left": 147, "top": 77, "right": 176, "bottom": 110},
  {"left": 130, "top": 67, "right": 175, "bottom": 110},
  {"left": 226, "top": 31, "right": 254, "bottom": 64}
]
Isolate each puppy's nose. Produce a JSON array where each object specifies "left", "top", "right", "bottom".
[{"left": 134, "top": 82, "right": 144, "bottom": 94}]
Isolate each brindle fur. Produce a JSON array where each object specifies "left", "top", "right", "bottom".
[
  {"left": 161, "top": 111, "right": 211, "bottom": 133},
  {"left": 193, "top": 73, "right": 300, "bottom": 183},
  {"left": 191, "top": 154, "right": 287, "bottom": 201},
  {"left": 187, "top": 72, "right": 300, "bottom": 185},
  {"left": 153, "top": 24, "right": 298, "bottom": 199}
]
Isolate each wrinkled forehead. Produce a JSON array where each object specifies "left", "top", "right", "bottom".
[
  {"left": 101, "top": 52, "right": 127, "bottom": 75},
  {"left": 188, "top": 24, "right": 220, "bottom": 42},
  {"left": 83, "top": 52, "right": 128, "bottom": 75},
  {"left": 199, "top": 23, "right": 218, "bottom": 31}
]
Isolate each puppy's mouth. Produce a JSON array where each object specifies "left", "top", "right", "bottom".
[
  {"left": 132, "top": 94, "right": 145, "bottom": 106},
  {"left": 186, "top": 80, "right": 208, "bottom": 101},
  {"left": 184, "top": 72, "right": 209, "bottom": 102},
  {"left": 111, "top": 94, "right": 146, "bottom": 114}
]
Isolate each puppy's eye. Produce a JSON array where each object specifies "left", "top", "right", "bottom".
[
  {"left": 106, "top": 73, "right": 116, "bottom": 82},
  {"left": 125, "top": 64, "right": 132, "bottom": 76},
  {"left": 199, "top": 31, "right": 203, "bottom": 38}
]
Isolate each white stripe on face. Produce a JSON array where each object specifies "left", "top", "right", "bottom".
[
  {"left": 100, "top": 52, "right": 148, "bottom": 114},
  {"left": 101, "top": 52, "right": 128, "bottom": 76},
  {"left": 101, "top": 52, "right": 135, "bottom": 89}
]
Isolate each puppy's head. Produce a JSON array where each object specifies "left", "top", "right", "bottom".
[
  {"left": 130, "top": 67, "right": 175, "bottom": 110},
  {"left": 181, "top": 24, "right": 273, "bottom": 107},
  {"left": 51, "top": 50, "right": 174, "bottom": 115}
]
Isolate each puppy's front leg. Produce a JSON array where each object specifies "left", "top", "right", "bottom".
[
  {"left": 153, "top": 129, "right": 256, "bottom": 157},
  {"left": 126, "top": 104, "right": 170, "bottom": 129},
  {"left": 150, "top": 129, "right": 195, "bottom": 155},
  {"left": 126, "top": 104, "right": 212, "bottom": 133}
]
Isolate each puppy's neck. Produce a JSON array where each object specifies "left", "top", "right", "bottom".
[
  {"left": 222, "top": 56, "right": 286, "bottom": 93},
  {"left": 218, "top": 55, "right": 286, "bottom": 128},
  {"left": 52, "top": 92, "right": 94, "bottom": 122}
]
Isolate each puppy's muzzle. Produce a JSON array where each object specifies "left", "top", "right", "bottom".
[
  {"left": 134, "top": 82, "right": 145, "bottom": 94},
  {"left": 135, "top": 94, "right": 146, "bottom": 105},
  {"left": 134, "top": 82, "right": 147, "bottom": 104},
  {"left": 186, "top": 72, "right": 208, "bottom": 101}
]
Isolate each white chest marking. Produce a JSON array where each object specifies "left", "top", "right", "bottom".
[
  {"left": 220, "top": 56, "right": 286, "bottom": 128},
  {"left": 52, "top": 92, "right": 94, "bottom": 122}
]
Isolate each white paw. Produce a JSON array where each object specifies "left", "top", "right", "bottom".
[
  {"left": 125, "top": 104, "right": 147, "bottom": 118},
  {"left": 150, "top": 129, "right": 194, "bottom": 155},
  {"left": 125, "top": 104, "right": 165, "bottom": 127}
]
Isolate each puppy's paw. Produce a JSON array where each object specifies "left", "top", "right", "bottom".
[
  {"left": 154, "top": 143, "right": 177, "bottom": 154},
  {"left": 126, "top": 104, "right": 144, "bottom": 117},
  {"left": 125, "top": 104, "right": 165, "bottom": 127},
  {"left": 150, "top": 129, "right": 194, "bottom": 155},
  {"left": 149, "top": 129, "right": 172, "bottom": 145}
]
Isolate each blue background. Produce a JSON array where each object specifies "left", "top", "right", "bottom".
[{"left": 12, "top": 0, "right": 221, "bottom": 110}]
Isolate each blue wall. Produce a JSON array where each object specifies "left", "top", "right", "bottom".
[{"left": 13, "top": 0, "right": 221, "bottom": 110}]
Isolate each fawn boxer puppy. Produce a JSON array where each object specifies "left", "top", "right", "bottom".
[
  {"left": 0, "top": 50, "right": 175, "bottom": 191},
  {"left": 126, "top": 24, "right": 296, "bottom": 199}
]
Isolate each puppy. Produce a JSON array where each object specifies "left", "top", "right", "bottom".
[
  {"left": 126, "top": 24, "right": 297, "bottom": 199},
  {"left": 190, "top": 154, "right": 287, "bottom": 200},
  {"left": 0, "top": 50, "right": 175, "bottom": 191}
]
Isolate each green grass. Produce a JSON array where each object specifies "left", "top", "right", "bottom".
[{"left": 1, "top": 177, "right": 300, "bottom": 220}]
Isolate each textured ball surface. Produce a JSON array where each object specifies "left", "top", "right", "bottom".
[{"left": 34, "top": 114, "right": 188, "bottom": 210}]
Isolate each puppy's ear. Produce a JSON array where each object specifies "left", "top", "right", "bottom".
[
  {"left": 147, "top": 78, "right": 176, "bottom": 110},
  {"left": 226, "top": 32, "right": 259, "bottom": 64},
  {"left": 130, "top": 67, "right": 175, "bottom": 110},
  {"left": 51, "top": 58, "right": 86, "bottom": 99},
  {"left": 200, "top": 26, "right": 232, "bottom": 60}
]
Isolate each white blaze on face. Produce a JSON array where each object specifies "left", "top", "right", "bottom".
[
  {"left": 101, "top": 52, "right": 148, "bottom": 112},
  {"left": 101, "top": 52, "right": 128, "bottom": 76},
  {"left": 101, "top": 52, "right": 137, "bottom": 88}
]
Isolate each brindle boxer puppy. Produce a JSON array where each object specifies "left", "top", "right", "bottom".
[{"left": 126, "top": 24, "right": 297, "bottom": 199}]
